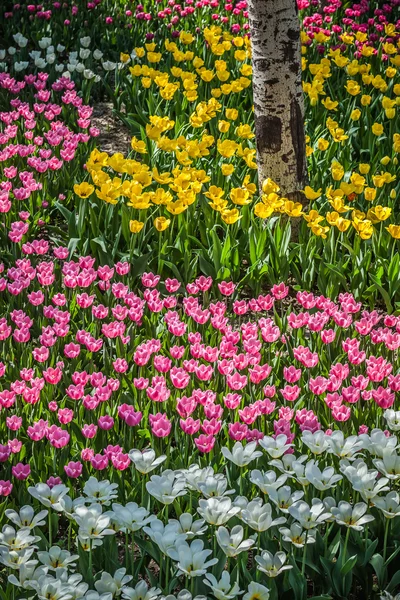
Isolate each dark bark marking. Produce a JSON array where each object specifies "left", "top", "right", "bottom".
[
  {"left": 253, "top": 58, "right": 271, "bottom": 73},
  {"left": 255, "top": 114, "right": 282, "bottom": 154},
  {"left": 289, "top": 97, "right": 307, "bottom": 187}
]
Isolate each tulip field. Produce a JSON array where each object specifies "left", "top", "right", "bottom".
[{"left": 1, "top": 1, "right": 400, "bottom": 599}]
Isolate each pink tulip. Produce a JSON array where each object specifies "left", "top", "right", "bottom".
[
  {"left": 12, "top": 462, "right": 30, "bottom": 480},
  {"left": 64, "top": 461, "right": 83, "bottom": 478},
  {"left": 0, "top": 480, "right": 13, "bottom": 496},
  {"left": 194, "top": 433, "right": 215, "bottom": 453}
]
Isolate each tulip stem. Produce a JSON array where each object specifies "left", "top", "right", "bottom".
[
  {"left": 125, "top": 534, "right": 129, "bottom": 570},
  {"left": 68, "top": 520, "right": 72, "bottom": 552},
  {"left": 140, "top": 475, "right": 147, "bottom": 508},
  {"left": 301, "top": 532, "right": 308, "bottom": 577},
  {"left": 343, "top": 527, "right": 350, "bottom": 562},
  {"left": 131, "top": 532, "right": 135, "bottom": 576},
  {"left": 165, "top": 557, "right": 170, "bottom": 591},
  {"left": 48, "top": 512, "right": 52, "bottom": 548},
  {"left": 88, "top": 539, "right": 93, "bottom": 586},
  {"left": 383, "top": 519, "right": 390, "bottom": 563}
]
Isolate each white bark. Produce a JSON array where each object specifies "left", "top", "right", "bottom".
[{"left": 248, "top": 0, "right": 307, "bottom": 198}]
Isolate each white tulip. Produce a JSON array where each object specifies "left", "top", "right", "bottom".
[
  {"left": 216, "top": 525, "right": 255, "bottom": 557},
  {"left": 197, "top": 497, "right": 240, "bottom": 526},
  {"left": 35, "top": 58, "right": 47, "bottom": 69},
  {"left": 279, "top": 523, "right": 316, "bottom": 548},
  {"left": 304, "top": 459, "right": 343, "bottom": 491},
  {"left": 38, "top": 37, "right": 52, "bottom": 49},
  {"left": 83, "top": 478, "right": 119, "bottom": 506},
  {"left": 176, "top": 539, "right": 218, "bottom": 578},
  {"left": 94, "top": 568, "right": 133, "bottom": 597},
  {"left": 288, "top": 499, "right": 331, "bottom": 530},
  {"left": 0, "top": 547, "right": 36, "bottom": 569},
  {"left": 167, "top": 513, "right": 207, "bottom": 538},
  {"left": 160, "top": 591, "right": 205, "bottom": 600},
  {"left": 111, "top": 502, "right": 155, "bottom": 533},
  {"left": 122, "top": 581, "right": 160, "bottom": 600},
  {"left": 146, "top": 470, "right": 186, "bottom": 505},
  {"left": 241, "top": 498, "right": 286, "bottom": 532},
  {"left": 259, "top": 434, "right": 293, "bottom": 458},
  {"left": 0, "top": 525, "right": 40, "bottom": 551},
  {"left": 84, "top": 69, "right": 96, "bottom": 80},
  {"left": 197, "top": 474, "right": 234, "bottom": 498},
  {"left": 24, "top": 572, "right": 73, "bottom": 600},
  {"left": 8, "top": 564, "right": 47, "bottom": 589},
  {"left": 249, "top": 469, "right": 287, "bottom": 494},
  {"left": 37, "top": 547, "right": 79, "bottom": 570},
  {"left": 128, "top": 448, "right": 166, "bottom": 474},
  {"left": 78, "top": 592, "right": 112, "bottom": 600},
  {"left": 243, "top": 582, "right": 270, "bottom": 600},
  {"left": 143, "top": 519, "right": 187, "bottom": 559},
  {"left": 5, "top": 506, "right": 48, "bottom": 529},
  {"left": 301, "top": 430, "right": 330, "bottom": 455},
  {"left": 373, "top": 450, "right": 400, "bottom": 480},
  {"left": 102, "top": 61, "right": 116, "bottom": 71},
  {"left": 255, "top": 550, "right": 292, "bottom": 577},
  {"left": 269, "top": 454, "right": 307, "bottom": 475},
  {"left": 28, "top": 483, "right": 70, "bottom": 512},
  {"left": 384, "top": 409, "right": 400, "bottom": 432},
  {"left": 13, "top": 33, "right": 28, "bottom": 48},
  {"left": 80, "top": 37, "right": 91, "bottom": 48},
  {"left": 73, "top": 504, "right": 115, "bottom": 543},
  {"left": 268, "top": 486, "right": 304, "bottom": 514},
  {"left": 181, "top": 465, "right": 215, "bottom": 491},
  {"left": 204, "top": 571, "right": 243, "bottom": 600},
  {"left": 331, "top": 501, "right": 374, "bottom": 531},
  {"left": 80, "top": 49, "right": 91, "bottom": 60},
  {"left": 373, "top": 492, "right": 400, "bottom": 519},
  {"left": 221, "top": 441, "right": 262, "bottom": 467},
  {"left": 326, "top": 431, "right": 363, "bottom": 460},
  {"left": 360, "top": 428, "right": 398, "bottom": 457}
]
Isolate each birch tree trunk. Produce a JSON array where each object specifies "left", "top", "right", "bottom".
[{"left": 248, "top": 0, "right": 307, "bottom": 201}]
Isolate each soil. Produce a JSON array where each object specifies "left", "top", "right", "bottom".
[{"left": 91, "top": 102, "right": 132, "bottom": 156}]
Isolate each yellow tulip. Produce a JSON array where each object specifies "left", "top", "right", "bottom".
[
  {"left": 129, "top": 220, "right": 144, "bottom": 233},
  {"left": 221, "top": 208, "right": 241, "bottom": 224},
  {"left": 372, "top": 123, "right": 384, "bottom": 136},
  {"left": 74, "top": 182, "right": 94, "bottom": 199},
  {"left": 303, "top": 186, "right": 322, "bottom": 201},
  {"left": 262, "top": 178, "right": 280, "bottom": 195},
  {"left": 221, "top": 164, "right": 234, "bottom": 176},
  {"left": 386, "top": 224, "right": 400, "bottom": 239},
  {"left": 154, "top": 216, "right": 171, "bottom": 232}
]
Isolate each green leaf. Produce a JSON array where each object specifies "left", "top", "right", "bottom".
[
  {"left": 370, "top": 553, "right": 386, "bottom": 588},
  {"left": 341, "top": 554, "right": 357, "bottom": 576},
  {"left": 369, "top": 274, "right": 393, "bottom": 313},
  {"left": 288, "top": 565, "right": 307, "bottom": 600},
  {"left": 387, "top": 569, "right": 400, "bottom": 593},
  {"left": 135, "top": 537, "right": 161, "bottom": 565},
  {"left": 131, "top": 253, "right": 152, "bottom": 277},
  {"left": 362, "top": 538, "right": 379, "bottom": 566}
]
